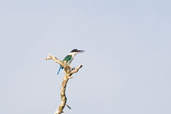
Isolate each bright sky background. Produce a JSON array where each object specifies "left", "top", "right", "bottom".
[{"left": 1, "top": 0, "right": 171, "bottom": 114}]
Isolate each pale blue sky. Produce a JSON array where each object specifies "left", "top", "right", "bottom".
[{"left": 1, "top": 0, "right": 171, "bottom": 114}]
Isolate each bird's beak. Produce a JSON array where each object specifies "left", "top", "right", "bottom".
[{"left": 78, "top": 50, "right": 84, "bottom": 53}]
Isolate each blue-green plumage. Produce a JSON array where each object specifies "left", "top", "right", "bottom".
[
  {"left": 57, "top": 65, "right": 62, "bottom": 75},
  {"left": 57, "top": 55, "right": 72, "bottom": 75},
  {"left": 57, "top": 49, "right": 84, "bottom": 75},
  {"left": 63, "top": 55, "right": 73, "bottom": 64}
]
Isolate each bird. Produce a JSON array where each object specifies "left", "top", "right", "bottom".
[{"left": 57, "top": 49, "right": 84, "bottom": 75}]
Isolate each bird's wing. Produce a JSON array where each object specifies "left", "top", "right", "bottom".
[{"left": 63, "top": 55, "right": 72, "bottom": 63}]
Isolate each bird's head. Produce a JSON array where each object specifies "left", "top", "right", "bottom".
[
  {"left": 70, "top": 49, "right": 84, "bottom": 56},
  {"left": 71, "top": 49, "right": 84, "bottom": 53}
]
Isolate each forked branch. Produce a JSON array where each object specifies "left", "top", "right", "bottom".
[{"left": 46, "top": 54, "right": 83, "bottom": 114}]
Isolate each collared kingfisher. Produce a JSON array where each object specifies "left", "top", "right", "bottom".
[{"left": 57, "top": 49, "right": 84, "bottom": 75}]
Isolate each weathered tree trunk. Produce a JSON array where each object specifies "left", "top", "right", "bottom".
[{"left": 46, "top": 54, "right": 82, "bottom": 114}]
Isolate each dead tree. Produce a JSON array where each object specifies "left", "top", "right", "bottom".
[{"left": 46, "top": 54, "right": 82, "bottom": 114}]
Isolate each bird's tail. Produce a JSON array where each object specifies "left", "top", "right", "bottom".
[{"left": 57, "top": 65, "right": 62, "bottom": 75}]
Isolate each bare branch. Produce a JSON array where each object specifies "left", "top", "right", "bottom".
[
  {"left": 45, "top": 54, "right": 83, "bottom": 114},
  {"left": 69, "top": 65, "right": 83, "bottom": 75},
  {"left": 55, "top": 74, "right": 69, "bottom": 114}
]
